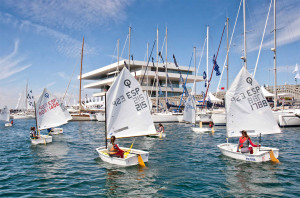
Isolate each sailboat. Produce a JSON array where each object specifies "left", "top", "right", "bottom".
[
  {"left": 31, "top": 88, "right": 70, "bottom": 144},
  {"left": 0, "top": 106, "right": 11, "bottom": 127},
  {"left": 217, "top": 67, "right": 281, "bottom": 162},
  {"left": 96, "top": 67, "right": 157, "bottom": 166},
  {"left": 13, "top": 82, "right": 35, "bottom": 119},
  {"left": 48, "top": 101, "right": 72, "bottom": 135},
  {"left": 70, "top": 37, "right": 92, "bottom": 121}
]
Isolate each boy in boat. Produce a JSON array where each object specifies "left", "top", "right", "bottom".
[
  {"left": 157, "top": 123, "right": 164, "bottom": 133},
  {"left": 237, "top": 130, "right": 260, "bottom": 154},
  {"left": 30, "top": 127, "right": 38, "bottom": 139},
  {"left": 108, "top": 136, "right": 125, "bottom": 158}
]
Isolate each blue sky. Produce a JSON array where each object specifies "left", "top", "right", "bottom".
[{"left": 0, "top": 0, "right": 300, "bottom": 108}]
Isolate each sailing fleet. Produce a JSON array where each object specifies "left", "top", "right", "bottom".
[{"left": 2, "top": 0, "right": 299, "bottom": 166}]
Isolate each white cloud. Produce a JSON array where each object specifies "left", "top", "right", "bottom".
[
  {"left": 0, "top": 40, "right": 31, "bottom": 80},
  {"left": 2, "top": 0, "right": 134, "bottom": 30},
  {"left": 234, "top": 0, "right": 300, "bottom": 53}
]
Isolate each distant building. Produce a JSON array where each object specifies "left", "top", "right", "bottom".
[{"left": 81, "top": 60, "right": 203, "bottom": 100}]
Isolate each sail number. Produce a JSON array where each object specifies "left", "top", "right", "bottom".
[
  {"left": 230, "top": 86, "right": 268, "bottom": 111},
  {"left": 39, "top": 98, "right": 59, "bottom": 116},
  {"left": 112, "top": 87, "right": 148, "bottom": 111}
]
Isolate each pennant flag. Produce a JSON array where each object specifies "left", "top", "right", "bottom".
[
  {"left": 203, "top": 71, "right": 207, "bottom": 80},
  {"left": 293, "top": 64, "right": 299, "bottom": 74},
  {"left": 221, "top": 87, "right": 225, "bottom": 90},
  {"left": 212, "top": 54, "right": 221, "bottom": 76}
]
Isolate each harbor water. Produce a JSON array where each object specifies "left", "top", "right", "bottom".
[{"left": 0, "top": 119, "right": 299, "bottom": 197}]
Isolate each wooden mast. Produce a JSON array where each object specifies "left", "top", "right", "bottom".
[{"left": 79, "top": 37, "right": 84, "bottom": 115}]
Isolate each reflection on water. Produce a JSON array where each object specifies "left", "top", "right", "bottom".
[{"left": 223, "top": 157, "right": 284, "bottom": 197}]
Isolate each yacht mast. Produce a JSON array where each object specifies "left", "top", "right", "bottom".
[
  {"left": 226, "top": 17, "right": 229, "bottom": 90},
  {"left": 273, "top": 0, "right": 277, "bottom": 109},
  {"left": 128, "top": 26, "right": 131, "bottom": 70},
  {"left": 194, "top": 47, "right": 196, "bottom": 96},
  {"left": 243, "top": 0, "right": 247, "bottom": 69},
  {"left": 117, "top": 39, "right": 120, "bottom": 72},
  {"left": 156, "top": 27, "right": 159, "bottom": 112},
  {"left": 165, "top": 27, "right": 168, "bottom": 105},
  {"left": 206, "top": 26, "right": 209, "bottom": 87},
  {"left": 79, "top": 37, "right": 84, "bottom": 115}
]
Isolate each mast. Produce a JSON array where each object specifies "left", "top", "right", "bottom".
[
  {"left": 156, "top": 27, "right": 159, "bottom": 112},
  {"left": 117, "top": 39, "right": 120, "bottom": 72},
  {"left": 79, "top": 37, "right": 84, "bottom": 115},
  {"left": 147, "top": 42, "right": 149, "bottom": 90},
  {"left": 243, "top": 0, "right": 247, "bottom": 69},
  {"left": 34, "top": 101, "right": 40, "bottom": 136},
  {"left": 128, "top": 26, "right": 131, "bottom": 70},
  {"left": 105, "top": 93, "right": 107, "bottom": 149},
  {"left": 194, "top": 46, "right": 196, "bottom": 96},
  {"left": 206, "top": 26, "right": 209, "bottom": 88},
  {"left": 273, "top": 0, "right": 277, "bottom": 109},
  {"left": 26, "top": 81, "right": 28, "bottom": 111},
  {"left": 226, "top": 17, "right": 229, "bottom": 90},
  {"left": 165, "top": 27, "right": 168, "bottom": 105}
]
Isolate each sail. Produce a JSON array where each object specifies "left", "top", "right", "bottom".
[
  {"left": 59, "top": 100, "right": 72, "bottom": 121},
  {"left": 183, "top": 95, "right": 196, "bottom": 124},
  {"left": 144, "top": 91, "right": 153, "bottom": 112},
  {"left": 226, "top": 67, "right": 281, "bottom": 137},
  {"left": 15, "top": 82, "right": 34, "bottom": 110},
  {"left": 36, "top": 88, "right": 70, "bottom": 130},
  {"left": 106, "top": 67, "right": 156, "bottom": 138},
  {"left": 0, "top": 106, "right": 10, "bottom": 122}
]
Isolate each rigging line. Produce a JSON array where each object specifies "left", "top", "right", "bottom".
[
  {"left": 140, "top": 40, "right": 156, "bottom": 85},
  {"left": 253, "top": 0, "right": 273, "bottom": 78},
  {"left": 63, "top": 58, "right": 81, "bottom": 101},
  {"left": 178, "top": 51, "right": 194, "bottom": 110},
  {"left": 195, "top": 37, "right": 207, "bottom": 84},
  {"left": 120, "top": 34, "right": 129, "bottom": 59},
  {"left": 159, "top": 36, "right": 166, "bottom": 63},
  {"left": 110, "top": 40, "right": 118, "bottom": 64},
  {"left": 216, "top": 0, "right": 242, "bottom": 93},
  {"left": 202, "top": 22, "right": 226, "bottom": 108}
]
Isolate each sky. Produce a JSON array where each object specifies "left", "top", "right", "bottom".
[{"left": 0, "top": 0, "right": 300, "bottom": 108}]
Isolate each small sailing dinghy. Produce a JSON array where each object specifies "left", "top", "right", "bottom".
[
  {"left": 96, "top": 67, "right": 157, "bottom": 166},
  {"left": 217, "top": 67, "right": 281, "bottom": 162},
  {"left": 0, "top": 106, "right": 12, "bottom": 127},
  {"left": 48, "top": 101, "right": 72, "bottom": 135},
  {"left": 31, "top": 88, "right": 70, "bottom": 145}
]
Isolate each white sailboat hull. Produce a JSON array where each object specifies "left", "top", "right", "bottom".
[
  {"left": 211, "top": 113, "right": 226, "bottom": 126},
  {"left": 152, "top": 113, "right": 178, "bottom": 123},
  {"left": 5, "top": 123, "right": 12, "bottom": 127},
  {"left": 217, "top": 143, "right": 279, "bottom": 162},
  {"left": 197, "top": 113, "right": 212, "bottom": 123},
  {"left": 277, "top": 114, "right": 300, "bottom": 127},
  {"left": 191, "top": 127, "right": 212, "bottom": 133},
  {"left": 30, "top": 135, "right": 53, "bottom": 145},
  {"left": 96, "top": 146, "right": 149, "bottom": 166},
  {"left": 49, "top": 128, "right": 63, "bottom": 135},
  {"left": 95, "top": 112, "right": 105, "bottom": 122}
]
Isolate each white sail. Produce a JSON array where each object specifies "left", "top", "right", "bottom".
[
  {"left": 183, "top": 95, "right": 196, "bottom": 124},
  {"left": 106, "top": 67, "right": 156, "bottom": 138},
  {"left": 0, "top": 106, "right": 10, "bottom": 122},
  {"left": 144, "top": 91, "right": 153, "bottom": 112},
  {"left": 36, "top": 88, "right": 70, "bottom": 130},
  {"left": 15, "top": 82, "right": 34, "bottom": 110},
  {"left": 59, "top": 100, "right": 72, "bottom": 121},
  {"left": 226, "top": 67, "right": 281, "bottom": 137}
]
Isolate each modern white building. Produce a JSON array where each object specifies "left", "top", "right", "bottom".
[{"left": 81, "top": 60, "right": 203, "bottom": 99}]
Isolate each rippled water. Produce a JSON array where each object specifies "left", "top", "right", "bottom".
[{"left": 0, "top": 119, "right": 299, "bottom": 197}]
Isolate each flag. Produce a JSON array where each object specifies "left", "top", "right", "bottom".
[
  {"left": 293, "top": 64, "right": 299, "bottom": 74},
  {"left": 212, "top": 55, "right": 221, "bottom": 76},
  {"left": 221, "top": 87, "right": 225, "bottom": 90},
  {"left": 295, "top": 72, "right": 300, "bottom": 79},
  {"left": 203, "top": 71, "right": 207, "bottom": 80}
]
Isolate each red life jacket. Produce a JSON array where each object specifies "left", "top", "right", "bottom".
[{"left": 239, "top": 137, "right": 249, "bottom": 148}]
